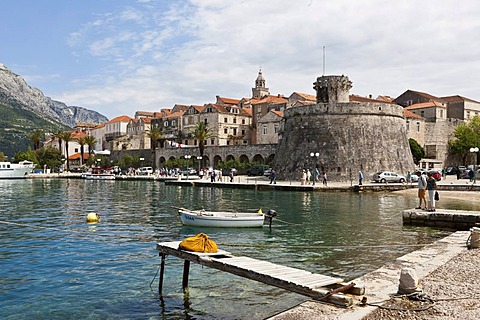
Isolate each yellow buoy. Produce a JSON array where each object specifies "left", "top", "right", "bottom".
[
  {"left": 257, "top": 208, "right": 263, "bottom": 215},
  {"left": 86, "top": 212, "right": 100, "bottom": 223}
]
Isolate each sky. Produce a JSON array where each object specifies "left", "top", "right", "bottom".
[{"left": 1, "top": 0, "right": 480, "bottom": 120}]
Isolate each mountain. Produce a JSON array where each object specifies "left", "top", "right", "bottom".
[{"left": 0, "top": 64, "right": 108, "bottom": 157}]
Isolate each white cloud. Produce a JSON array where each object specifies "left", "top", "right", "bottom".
[{"left": 59, "top": 0, "right": 480, "bottom": 119}]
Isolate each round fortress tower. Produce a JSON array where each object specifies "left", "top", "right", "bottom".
[{"left": 274, "top": 75, "right": 415, "bottom": 182}]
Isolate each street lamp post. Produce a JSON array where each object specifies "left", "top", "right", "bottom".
[
  {"left": 310, "top": 152, "right": 319, "bottom": 185},
  {"left": 185, "top": 155, "right": 191, "bottom": 180},
  {"left": 470, "top": 147, "right": 479, "bottom": 167},
  {"left": 196, "top": 156, "right": 202, "bottom": 175}
]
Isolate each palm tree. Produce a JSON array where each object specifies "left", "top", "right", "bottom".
[
  {"left": 28, "top": 129, "right": 44, "bottom": 151},
  {"left": 53, "top": 130, "right": 64, "bottom": 153},
  {"left": 146, "top": 125, "right": 162, "bottom": 171},
  {"left": 59, "top": 131, "right": 74, "bottom": 172},
  {"left": 76, "top": 136, "right": 87, "bottom": 166},
  {"left": 84, "top": 135, "right": 96, "bottom": 157},
  {"left": 190, "top": 121, "right": 214, "bottom": 168}
]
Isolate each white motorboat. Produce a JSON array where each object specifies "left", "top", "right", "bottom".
[
  {"left": 176, "top": 207, "right": 276, "bottom": 228},
  {"left": 0, "top": 160, "right": 35, "bottom": 179},
  {"left": 82, "top": 167, "right": 115, "bottom": 180}
]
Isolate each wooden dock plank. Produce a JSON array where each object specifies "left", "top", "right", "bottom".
[{"left": 156, "top": 241, "right": 352, "bottom": 307}]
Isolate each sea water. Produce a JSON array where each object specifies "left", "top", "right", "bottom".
[{"left": 0, "top": 179, "right": 453, "bottom": 319}]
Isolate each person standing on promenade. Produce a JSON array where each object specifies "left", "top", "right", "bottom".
[
  {"left": 300, "top": 169, "right": 306, "bottom": 185},
  {"left": 269, "top": 169, "right": 277, "bottom": 184},
  {"left": 426, "top": 172, "right": 437, "bottom": 211},
  {"left": 358, "top": 170, "right": 363, "bottom": 185},
  {"left": 406, "top": 171, "right": 412, "bottom": 185},
  {"left": 416, "top": 172, "right": 427, "bottom": 209},
  {"left": 306, "top": 169, "right": 312, "bottom": 184},
  {"left": 322, "top": 172, "right": 328, "bottom": 186}
]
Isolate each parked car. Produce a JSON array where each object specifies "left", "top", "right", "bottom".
[
  {"left": 138, "top": 166, "right": 153, "bottom": 175},
  {"left": 372, "top": 171, "right": 406, "bottom": 183},
  {"left": 221, "top": 168, "right": 237, "bottom": 176},
  {"left": 459, "top": 169, "right": 472, "bottom": 179},
  {"left": 446, "top": 166, "right": 459, "bottom": 175},
  {"left": 247, "top": 165, "right": 270, "bottom": 176},
  {"left": 263, "top": 168, "right": 273, "bottom": 177},
  {"left": 182, "top": 168, "right": 197, "bottom": 175}
]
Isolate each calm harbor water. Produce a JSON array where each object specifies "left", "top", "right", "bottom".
[{"left": 0, "top": 179, "right": 456, "bottom": 319}]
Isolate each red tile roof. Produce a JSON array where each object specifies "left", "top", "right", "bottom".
[
  {"left": 105, "top": 115, "right": 132, "bottom": 124},
  {"left": 403, "top": 109, "right": 423, "bottom": 119},
  {"left": 405, "top": 101, "right": 445, "bottom": 110}
]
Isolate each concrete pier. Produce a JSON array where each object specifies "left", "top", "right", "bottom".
[{"left": 403, "top": 208, "right": 480, "bottom": 230}]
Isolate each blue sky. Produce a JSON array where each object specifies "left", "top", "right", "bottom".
[{"left": 2, "top": 0, "right": 480, "bottom": 119}]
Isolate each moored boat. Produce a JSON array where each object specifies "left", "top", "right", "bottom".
[
  {"left": 82, "top": 167, "right": 115, "bottom": 180},
  {"left": 0, "top": 160, "right": 35, "bottom": 179},
  {"left": 175, "top": 207, "right": 276, "bottom": 228}
]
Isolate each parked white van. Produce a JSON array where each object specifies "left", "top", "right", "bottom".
[{"left": 138, "top": 167, "right": 153, "bottom": 175}]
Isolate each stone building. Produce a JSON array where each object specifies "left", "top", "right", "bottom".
[
  {"left": 257, "top": 110, "right": 283, "bottom": 144},
  {"left": 274, "top": 75, "right": 415, "bottom": 182}
]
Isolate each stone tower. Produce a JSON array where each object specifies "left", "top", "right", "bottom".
[
  {"left": 252, "top": 69, "right": 270, "bottom": 99},
  {"left": 273, "top": 75, "right": 415, "bottom": 182}
]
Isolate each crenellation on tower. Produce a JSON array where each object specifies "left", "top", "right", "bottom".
[{"left": 313, "top": 75, "right": 352, "bottom": 104}]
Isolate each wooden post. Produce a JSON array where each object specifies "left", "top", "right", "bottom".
[
  {"left": 182, "top": 260, "right": 190, "bottom": 291},
  {"left": 158, "top": 253, "right": 166, "bottom": 296}
]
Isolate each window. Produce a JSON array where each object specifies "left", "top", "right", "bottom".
[
  {"left": 420, "top": 111, "right": 425, "bottom": 117},
  {"left": 211, "top": 139, "right": 214, "bottom": 145},
  {"left": 263, "top": 125, "right": 268, "bottom": 134},
  {"left": 194, "top": 139, "right": 197, "bottom": 145},
  {"left": 227, "top": 141, "right": 230, "bottom": 145},
  {"left": 242, "top": 119, "right": 245, "bottom": 124},
  {"left": 233, "top": 128, "right": 237, "bottom": 135},
  {"left": 242, "top": 129, "right": 245, "bottom": 135},
  {"left": 224, "top": 118, "right": 228, "bottom": 123},
  {"left": 185, "top": 140, "right": 188, "bottom": 145},
  {"left": 274, "top": 124, "right": 279, "bottom": 133},
  {"left": 467, "top": 111, "right": 471, "bottom": 119},
  {"left": 204, "top": 118, "right": 208, "bottom": 124},
  {"left": 439, "top": 110, "right": 444, "bottom": 118},
  {"left": 233, "top": 118, "right": 237, "bottom": 124},
  {"left": 172, "top": 120, "right": 176, "bottom": 126},
  {"left": 406, "top": 121, "right": 410, "bottom": 131},
  {"left": 416, "top": 122, "right": 420, "bottom": 132},
  {"left": 224, "top": 128, "right": 228, "bottom": 134}
]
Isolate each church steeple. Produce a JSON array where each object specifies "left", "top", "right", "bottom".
[{"left": 252, "top": 69, "right": 270, "bottom": 99}]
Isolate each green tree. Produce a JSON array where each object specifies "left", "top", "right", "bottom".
[
  {"left": 84, "top": 135, "right": 96, "bottom": 166},
  {"left": 35, "top": 146, "right": 63, "bottom": 171},
  {"left": 408, "top": 138, "right": 425, "bottom": 164},
  {"left": 76, "top": 136, "right": 87, "bottom": 166},
  {"left": 448, "top": 120, "right": 479, "bottom": 165},
  {"left": 13, "top": 148, "right": 37, "bottom": 163},
  {"left": 59, "top": 131, "right": 74, "bottom": 171},
  {"left": 28, "top": 129, "right": 44, "bottom": 151},
  {"left": 146, "top": 125, "right": 162, "bottom": 171},
  {"left": 190, "top": 121, "right": 214, "bottom": 168},
  {"left": 0, "top": 152, "right": 8, "bottom": 162}
]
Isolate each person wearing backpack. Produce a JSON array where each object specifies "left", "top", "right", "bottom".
[{"left": 416, "top": 172, "right": 427, "bottom": 210}]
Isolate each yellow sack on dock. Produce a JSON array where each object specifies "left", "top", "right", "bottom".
[{"left": 178, "top": 233, "right": 218, "bottom": 253}]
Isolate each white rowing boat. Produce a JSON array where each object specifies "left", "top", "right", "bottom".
[{"left": 176, "top": 207, "right": 271, "bottom": 228}]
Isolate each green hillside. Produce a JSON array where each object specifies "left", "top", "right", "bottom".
[{"left": 0, "top": 102, "right": 66, "bottom": 158}]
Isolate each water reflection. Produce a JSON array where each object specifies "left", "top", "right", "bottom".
[{"left": 0, "top": 179, "right": 463, "bottom": 319}]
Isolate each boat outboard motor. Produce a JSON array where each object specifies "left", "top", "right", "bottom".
[{"left": 264, "top": 210, "right": 277, "bottom": 229}]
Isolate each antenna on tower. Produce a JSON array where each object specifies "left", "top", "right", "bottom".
[{"left": 322, "top": 46, "right": 326, "bottom": 75}]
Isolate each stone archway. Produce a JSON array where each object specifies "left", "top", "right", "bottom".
[
  {"left": 266, "top": 154, "right": 275, "bottom": 165},
  {"left": 226, "top": 154, "right": 235, "bottom": 161},
  {"left": 213, "top": 155, "right": 222, "bottom": 167},
  {"left": 239, "top": 154, "right": 249, "bottom": 163},
  {"left": 252, "top": 154, "right": 265, "bottom": 164}
]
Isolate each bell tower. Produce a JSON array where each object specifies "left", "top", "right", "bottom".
[{"left": 252, "top": 69, "right": 270, "bottom": 99}]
